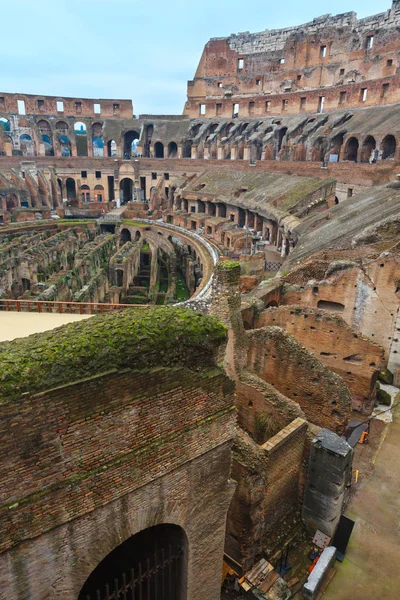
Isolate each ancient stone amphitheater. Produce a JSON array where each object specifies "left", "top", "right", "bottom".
[{"left": 1, "top": 3, "right": 400, "bottom": 600}]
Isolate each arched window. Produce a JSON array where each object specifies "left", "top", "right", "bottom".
[
  {"left": 329, "top": 132, "right": 344, "bottom": 161},
  {"left": 66, "top": 178, "right": 77, "bottom": 200},
  {"left": 5, "top": 193, "right": 18, "bottom": 210},
  {"left": 381, "top": 135, "right": 396, "bottom": 160},
  {"left": 107, "top": 139, "right": 117, "bottom": 157},
  {"left": 92, "top": 122, "right": 104, "bottom": 157},
  {"left": 94, "top": 184, "right": 104, "bottom": 202},
  {"left": 20, "top": 134, "right": 34, "bottom": 156},
  {"left": 0, "top": 117, "right": 11, "bottom": 132},
  {"left": 120, "top": 228, "right": 132, "bottom": 243},
  {"left": 123, "top": 130, "right": 140, "bottom": 159},
  {"left": 78, "top": 524, "right": 188, "bottom": 600},
  {"left": 74, "top": 122, "right": 88, "bottom": 156},
  {"left": 154, "top": 142, "right": 164, "bottom": 158},
  {"left": 38, "top": 120, "right": 54, "bottom": 156},
  {"left": 55, "top": 121, "right": 71, "bottom": 156},
  {"left": 168, "top": 141, "right": 178, "bottom": 158},
  {"left": 361, "top": 135, "right": 376, "bottom": 163},
  {"left": 276, "top": 127, "right": 288, "bottom": 153},
  {"left": 120, "top": 178, "right": 134, "bottom": 203},
  {"left": 81, "top": 184, "right": 90, "bottom": 202},
  {"left": 343, "top": 137, "right": 359, "bottom": 162}
]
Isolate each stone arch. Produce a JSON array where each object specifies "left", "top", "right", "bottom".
[
  {"left": 124, "top": 130, "right": 140, "bottom": 159},
  {"left": 120, "top": 228, "right": 132, "bottom": 243},
  {"left": 381, "top": 134, "right": 396, "bottom": 160},
  {"left": 81, "top": 184, "right": 90, "bottom": 202},
  {"left": 38, "top": 120, "right": 54, "bottom": 156},
  {"left": 120, "top": 178, "right": 134, "bottom": 203},
  {"left": 55, "top": 121, "right": 71, "bottom": 157},
  {"left": 154, "top": 142, "right": 164, "bottom": 158},
  {"left": 5, "top": 193, "right": 18, "bottom": 210},
  {"left": 92, "top": 122, "right": 104, "bottom": 157},
  {"left": 94, "top": 184, "right": 104, "bottom": 201},
  {"left": 182, "top": 141, "right": 192, "bottom": 158},
  {"left": 20, "top": 134, "right": 34, "bottom": 156},
  {"left": 329, "top": 132, "right": 344, "bottom": 160},
  {"left": 312, "top": 137, "right": 328, "bottom": 162},
  {"left": 0, "top": 117, "right": 11, "bottom": 132},
  {"left": 360, "top": 135, "right": 376, "bottom": 163},
  {"left": 74, "top": 122, "right": 88, "bottom": 156},
  {"left": 66, "top": 178, "right": 77, "bottom": 200},
  {"left": 107, "top": 139, "right": 117, "bottom": 157},
  {"left": 277, "top": 127, "right": 288, "bottom": 153},
  {"left": 343, "top": 136, "right": 359, "bottom": 161},
  {"left": 77, "top": 523, "right": 188, "bottom": 600},
  {"left": 168, "top": 141, "right": 178, "bottom": 158}
]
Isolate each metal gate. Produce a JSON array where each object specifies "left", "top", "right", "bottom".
[{"left": 83, "top": 545, "right": 184, "bottom": 600}]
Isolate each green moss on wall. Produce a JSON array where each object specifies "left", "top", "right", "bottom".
[{"left": 0, "top": 306, "right": 227, "bottom": 403}]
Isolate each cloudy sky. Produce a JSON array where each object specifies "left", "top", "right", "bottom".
[{"left": 1, "top": 0, "right": 381, "bottom": 115}]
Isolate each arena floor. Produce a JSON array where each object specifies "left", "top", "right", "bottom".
[{"left": 0, "top": 312, "right": 91, "bottom": 342}]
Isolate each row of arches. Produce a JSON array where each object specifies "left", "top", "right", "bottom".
[{"left": 58, "top": 178, "right": 105, "bottom": 201}]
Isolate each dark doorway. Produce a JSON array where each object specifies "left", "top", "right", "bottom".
[
  {"left": 154, "top": 142, "right": 164, "bottom": 158},
  {"left": 124, "top": 130, "right": 140, "bottom": 159},
  {"left": 343, "top": 137, "right": 359, "bottom": 162},
  {"left": 78, "top": 524, "right": 188, "bottom": 600},
  {"left": 120, "top": 228, "right": 132, "bottom": 243}
]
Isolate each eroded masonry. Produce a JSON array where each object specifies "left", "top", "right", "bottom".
[{"left": 1, "top": 3, "right": 400, "bottom": 600}]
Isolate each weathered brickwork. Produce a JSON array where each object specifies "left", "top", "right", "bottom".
[
  {"left": 255, "top": 305, "right": 385, "bottom": 413},
  {"left": 0, "top": 308, "right": 236, "bottom": 600},
  {"left": 185, "top": 2, "right": 400, "bottom": 117},
  {"left": 245, "top": 326, "right": 352, "bottom": 433},
  {"left": 225, "top": 418, "right": 307, "bottom": 569}
]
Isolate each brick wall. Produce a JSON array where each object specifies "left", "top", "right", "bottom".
[
  {"left": 225, "top": 418, "right": 307, "bottom": 569},
  {"left": 255, "top": 306, "right": 384, "bottom": 413},
  {"left": 245, "top": 326, "right": 352, "bottom": 433},
  {"left": 0, "top": 307, "right": 236, "bottom": 599}
]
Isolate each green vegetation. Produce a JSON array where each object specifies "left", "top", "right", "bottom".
[
  {"left": 175, "top": 273, "right": 190, "bottom": 302},
  {"left": 0, "top": 306, "right": 227, "bottom": 403},
  {"left": 378, "top": 368, "right": 394, "bottom": 385},
  {"left": 253, "top": 413, "right": 281, "bottom": 444},
  {"left": 377, "top": 388, "right": 392, "bottom": 406}
]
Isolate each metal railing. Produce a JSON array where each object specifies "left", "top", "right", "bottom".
[{"left": 0, "top": 299, "right": 140, "bottom": 314}]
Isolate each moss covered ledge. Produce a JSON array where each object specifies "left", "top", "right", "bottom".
[{"left": 0, "top": 307, "right": 227, "bottom": 403}]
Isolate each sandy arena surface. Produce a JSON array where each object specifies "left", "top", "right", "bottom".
[{"left": 0, "top": 312, "right": 91, "bottom": 342}]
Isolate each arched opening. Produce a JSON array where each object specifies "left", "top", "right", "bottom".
[
  {"left": 154, "top": 142, "right": 164, "bottom": 158},
  {"left": 218, "top": 203, "right": 227, "bottom": 218},
  {"left": 120, "top": 228, "right": 132, "bottom": 243},
  {"left": 92, "top": 122, "right": 104, "bottom": 157},
  {"left": 21, "top": 278, "right": 31, "bottom": 293},
  {"left": 57, "top": 178, "right": 62, "bottom": 197},
  {"left": 74, "top": 122, "right": 88, "bottom": 156},
  {"left": 94, "top": 184, "right": 104, "bottom": 202},
  {"left": 66, "top": 178, "right": 77, "bottom": 200},
  {"left": 312, "top": 137, "right": 328, "bottom": 162},
  {"left": 78, "top": 524, "right": 188, "bottom": 600},
  {"left": 277, "top": 127, "right": 288, "bottom": 153},
  {"left": 124, "top": 130, "right": 140, "bottom": 159},
  {"left": 107, "top": 139, "right": 117, "bottom": 157},
  {"left": 329, "top": 132, "right": 344, "bottom": 161},
  {"left": 5, "top": 193, "right": 18, "bottom": 210},
  {"left": 116, "top": 269, "right": 124, "bottom": 287},
  {"left": 38, "top": 120, "right": 54, "bottom": 156},
  {"left": 190, "top": 123, "right": 202, "bottom": 138},
  {"left": 182, "top": 141, "right": 192, "bottom": 158},
  {"left": 0, "top": 117, "right": 11, "bottom": 132},
  {"left": 55, "top": 123, "right": 71, "bottom": 156},
  {"left": 360, "top": 135, "right": 376, "bottom": 163},
  {"left": 343, "top": 137, "right": 359, "bottom": 162},
  {"left": 225, "top": 123, "right": 235, "bottom": 136},
  {"left": 197, "top": 199, "right": 206, "bottom": 213},
  {"left": 266, "top": 300, "right": 278, "bottom": 308},
  {"left": 120, "top": 178, "right": 134, "bottom": 203},
  {"left": 20, "top": 134, "right": 34, "bottom": 156},
  {"left": 381, "top": 135, "right": 396, "bottom": 160},
  {"left": 335, "top": 196, "right": 339, "bottom": 204},
  {"left": 168, "top": 141, "right": 178, "bottom": 158},
  {"left": 81, "top": 184, "right": 90, "bottom": 202},
  {"left": 135, "top": 230, "right": 141, "bottom": 241}
]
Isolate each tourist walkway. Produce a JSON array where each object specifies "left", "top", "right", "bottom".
[{"left": 323, "top": 400, "right": 400, "bottom": 599}]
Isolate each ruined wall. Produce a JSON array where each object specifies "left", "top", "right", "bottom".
[
  {"left": 245, "top": 326, "right": 352, "bottom": 433},
  {"left": 0, "top": 307, "right": 235, "bottom": 600},
  {"left": 226, "top": 418, "right": 307, "bottom": 569},
  {"left": 281, "top": 256, "right": 400, "bottom": 361},
  {"left": 185, "top": 2, "right": 400, "bottom": 117},
  {"left": 255, "top": 305, "right": 384, "bottom": 413}
]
